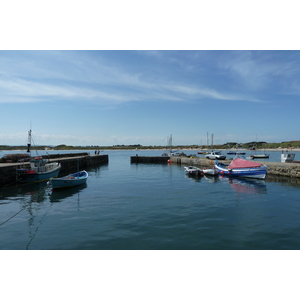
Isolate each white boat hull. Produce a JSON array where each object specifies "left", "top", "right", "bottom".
[{"left": 202, "top": 168, "right": 218, "bottom": 176}]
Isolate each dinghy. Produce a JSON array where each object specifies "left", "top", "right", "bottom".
[{"left": 49, "top": 170, "right": 88, "bottom": 189}]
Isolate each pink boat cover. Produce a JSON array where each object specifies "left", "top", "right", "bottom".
[{"left": 229, "top": 158, "right": 262, "bottom": 169}]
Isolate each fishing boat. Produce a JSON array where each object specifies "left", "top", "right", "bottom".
[
  {"left": 215, "top": 156, "right": 267, "bottom": 179},
  {"left": 184, "top": 166, "right": 202, "bottom": 175},
  {"left": 49, "top": 170, "right": 88, "bottom": 189},
  {"left": 16, "top": 130, "right": 61, "bottom": 183},
  {"left": 202, "top": 167, "right": 218, "bottom": 176}
]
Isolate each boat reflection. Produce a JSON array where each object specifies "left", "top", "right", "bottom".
[
  {"left": 226, "top": 177, "right": 267, "bottom": 195},
  {"left": 185, "top": 172, "right": 203, "bottom": 182},
  {"left": 50, "top": 183, "right": 87, "bottom": 202},
  {"left": 203, "top": 174, "right": 220, "bottom": 183}
]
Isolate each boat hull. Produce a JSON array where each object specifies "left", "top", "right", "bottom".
[
  {"left": 202, "top": 168, "right": 218, "bottom": 176},
  {"left": 215, "top": 163, "right": 267, "bottom": 179},
  {"left": 249, "top": 155, "right": 269, "bottom": 159},
  {"left": 227, "top": 152, "right": 246, "bottom": 155},
  {"left": 50, "top": 170, "right": 88, "bottom": 189},
  {"left": 17, "top": 166, "right": 61, "bottom": 183}
]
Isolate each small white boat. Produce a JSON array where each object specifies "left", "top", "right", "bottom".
[
  {"left": 184, "top": 166, "right": 202, "bottom": 175},
  {"left": 202, "top": 167, "right": 218, "bottom": 176},
  {"left": 49, "top": 170, "right": 88, "bottom": 189}
]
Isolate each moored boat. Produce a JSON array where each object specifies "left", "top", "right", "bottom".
[
  {"left": 202, "top": 167, "right": 218, "bottom": 176},
  {"left": 49, "top": 170, "right": 88, "bottom": 189},
  {"left": 281, "top": 152, "right": 296, "bottom": 163},
  {"left": 215, "top": 157, "right": 267, "bottom": 179},
  {"left": 17, "top": 157, "right": 61, "bottom": 183},
  {"left": 249, "top": 154, "right": 269, "bottom": 159},
  {"left": 198, "top": 151, "right": 208, "bottom": 155},
  {"left": 227, "top": 151, "right": 246, "bottom": 155},
  {"left": 184, "top": 166, "right": 202, "bottom": 176}
]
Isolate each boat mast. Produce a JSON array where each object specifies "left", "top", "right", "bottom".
[
  {"left": 27, "top": 129, "right": 32, "bottom": 154},
  {"left": 207, "top": 132, "right": 209, "bottom": 148}
]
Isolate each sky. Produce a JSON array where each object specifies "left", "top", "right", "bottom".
[
  {"left": 1, "top": 50, "right": 300, "bottom": 146},
  {"left": 1, "top": 1, "right": 300, "bottom": 147}
]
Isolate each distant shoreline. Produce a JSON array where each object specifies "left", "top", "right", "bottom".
[{"left": 1, "top": 148, "right": 300, "bottom": 152}]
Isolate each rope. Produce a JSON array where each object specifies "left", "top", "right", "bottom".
[
  {"left": 26, "top": 201, "right": 53, "bottom": 250},
  {"left": 0, "top": 182, "right": 50, "bottom": 227},
  {"left": 0, "top": 206, "right": 27, "bottom": 227},
  {"left": 3, "top": 178, "right": 22, "bottom": 187}
]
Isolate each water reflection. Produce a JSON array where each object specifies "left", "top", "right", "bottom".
[
  {"left": 226, "top": 177, "right": 267, "bottom": 195},
  {"left": 49, "top": 183, "right": 87, "bottom": 202},
  {"left": 203, "top": 175, "right": 220, "bottom": 183},
  {"left": 185, "top": 173, "right": 203, "bottom": 182}
]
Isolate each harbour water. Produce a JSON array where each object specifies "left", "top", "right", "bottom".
[{"left": 1, "top": 150, "right": 300, "bottom": 250}]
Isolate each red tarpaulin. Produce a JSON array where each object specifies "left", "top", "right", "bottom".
[{"left": 229, "top": 158, "right": 263, "bottom": 169}]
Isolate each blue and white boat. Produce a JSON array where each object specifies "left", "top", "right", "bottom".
[
  {"left": 215, "top": 157, "right": 267, "bottom": 179},
  {"left": 49, "top": 170, "right": 88, "bottom": 189}
]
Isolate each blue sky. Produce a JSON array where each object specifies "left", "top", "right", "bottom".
[{"left": 1, "top": 50, "right": 300, "bottom": 146}]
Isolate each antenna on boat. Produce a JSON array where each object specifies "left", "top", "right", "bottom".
[{"left": 27, "top": 129, "right": 32, "bottom": 153}]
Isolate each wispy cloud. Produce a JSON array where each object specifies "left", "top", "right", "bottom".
[
  {"left": 218, "top": 51, "right": 300, "bottom": 95},
  {"left": 0, "top": 51, "right": 266, "bottom": 106}
]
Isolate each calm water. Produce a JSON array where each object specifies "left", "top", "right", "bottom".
[{"left": 1, "top": 150, "right": 300, "bottom": 250}]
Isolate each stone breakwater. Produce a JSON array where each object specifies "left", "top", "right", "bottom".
[
  {"left": 0, "top": 154, "right": 108, "bottom": 187},
  {"left": 170, "top": 157, "right": 300, "bottom": 178}
]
